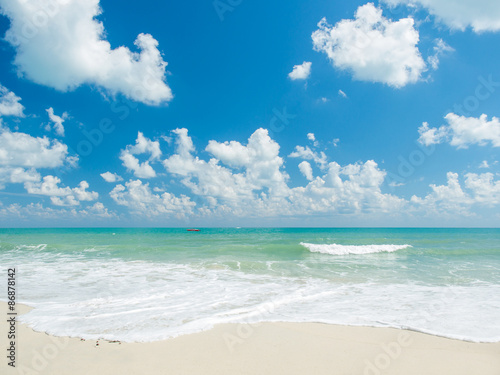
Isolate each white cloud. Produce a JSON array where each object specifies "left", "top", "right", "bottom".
[
  {"left": 307, "top": 133, "right": 319, "bottom": 147},
  {"left": 418, "top": 113, "right": 500, "bottom": 148},
  {"left": 411, "top": 171, "right": 500, "bottom": 214},
  {"left": 120, "top": 132, "right": 161, "bottom": 178},
  {"left": 127, "top": 131, "right": 162, "bottom": 159},
  {"left": 110, "top": 179, "right": 195, "bottom": 217},
  {"left": 25, "top": 175, "right": 98, "bottom": 206},
  {"left": 0, "top": 0, "right": 172, "bottom": 105},
  {"left": 383, "top": 0, "right": 500, "bottom": 32},
  {"left": 289, "top": 145, "right": 328, "bottom": 169},
  {"left": 6, "top": 123, "right": 498, "bottom": 222},
  {"left": 0, "top": 167, "right": 40, "bottom": 189},
  {"left": 288, "top": 61, "right": 312, "bottom": 80},
  {"left": 446, "top": 113, "right": 500, "bottom": 148},
  {"left": 162, "top": 128, "right": 405, "bottom": 217},
  {"left": 427, "top": 38, "right": 454, "bottom": 70},
  {"left": 0, "top": 84, "right": 24, "bottom": 117},
  {"left": 0, "top": 125, "right": 78, "bottom": 190},
  {"left": 338, "top": 89, "right": 347, "bottom": 98},
  {"left": 0, "top": 202, "right": 114, "bottom": 221},
  {"left": 464, "top": 172, "right": 500, "bottom": 205},
  {"left": 46, "top": 107, "right": 67, "bottom": 137},
  {"left": 163, "top": 128, "right": 289, "bottom": 203},
  {"left": 170, "top": 128, "right": 195, "bottom": 157},
  {"left": 312, "top": 3, "right": 426, "bottom": 88},
  {"left": 205, "top": 128, "right": 289, "bottom": 196},
  {"left": 0, "top": 126, "right": 72, "bottom": 169},
  {"left": 82, "top": 202, "right": 114, "bottom": 218},
  {"left": 479, "top": 160, "right": 489, "bottom": 169},
  {"left": 72, "top": 181, "right": 98, "bottom": 201},
  {"left": 120, "top": 153, "right": 157, "bottom": 179},
  {"left": 100, "top": 171, "right": 123, "bottom": 183},
  {"left": 24, "top": 175, "right": 72, "bottom": 196},
  {"left": 298, "top": 161, "right": 314, "bottom": 181},
  {"left": 389, "top": 181, "right": 405, "bottom": 187},
  {"left": 289, "top": 160, "right": 405, "bottom": 214},
  {"left": 411, "top": 172, "right": 472, "bottom": 214},
  {"left": 417, "top": 121, "right": 448, "bottom": 146}
]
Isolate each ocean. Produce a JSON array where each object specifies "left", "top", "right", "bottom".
[{"left": 1, "top": 228, "right": 499, "bottom": 342}]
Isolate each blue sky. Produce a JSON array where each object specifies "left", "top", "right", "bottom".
[{"left": 0, "top": 0, "right": 499, "bottom": 227}]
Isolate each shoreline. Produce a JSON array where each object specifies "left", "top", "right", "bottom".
[{"left": 2, "top": 303, "right": 500, "bottom": 374}]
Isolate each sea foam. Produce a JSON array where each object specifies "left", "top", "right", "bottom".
[{"left": 300, "top": 242, "right": 411, "bottom": 255}]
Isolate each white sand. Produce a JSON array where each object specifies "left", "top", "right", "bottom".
[{"left": 2, "top": 302, "right": 500, "bottom": 374}]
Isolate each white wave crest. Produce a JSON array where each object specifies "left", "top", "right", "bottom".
[
  {"left": 300, "top": 242, "right": 411, "bottom": 255},
  {"left": 15, "top": 244, "right": 47, "bottom": 251}
]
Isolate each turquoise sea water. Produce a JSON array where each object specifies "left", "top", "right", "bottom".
[{"left": 1, "top": 228, "right": 499, "bottom": 342}]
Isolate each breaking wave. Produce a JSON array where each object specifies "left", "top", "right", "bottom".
[{"left": 300, "top": 242, "right": 411, "bottom": 255}]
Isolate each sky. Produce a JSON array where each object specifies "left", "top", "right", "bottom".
[{"left": 0, "top": 0, "right": 499, "bottom": 227}]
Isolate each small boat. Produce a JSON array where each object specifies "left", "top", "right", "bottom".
[{"left": 187, "top": 229, "right": 200, "bottom": 232}]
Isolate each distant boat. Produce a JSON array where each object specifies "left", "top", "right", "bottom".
[{"left": 187, "top": 229, "right": 200, "bottom": 232}]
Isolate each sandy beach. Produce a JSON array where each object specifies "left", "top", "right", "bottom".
[{"left": 2, "top": 302, "right": 499, "bottom": 375}]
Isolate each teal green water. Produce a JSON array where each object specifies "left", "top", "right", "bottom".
[{"left": 1, "top": 228, "right": 499, "bottom": 342}]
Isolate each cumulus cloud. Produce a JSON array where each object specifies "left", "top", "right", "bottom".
[
  {"left": 312, "top": 3, "right": 426, "bottom": 88},
  {"left": 9, "top": 126, "right": 495, "bottom": 221},
  {"left": 0, "top": 84, "right": 24, "bottom": 117},
  {"left": 411, "top": 172, "right": 471, "bottom": 214},
  {"left": 205, "top": 128, "right": 289, "bottom": 196},
  {"left": 298, "top": 161, "right": 314, "bottom": 181},
  {"left": 288, "top": 160, "right": 405, "bottom": 214},
  {"left": 0, "top": 167, "right": 40, "bottom": 190},
  {"left": 0, "top": 126, "right": 72, "bottom": 168},
  {"left": 410, "top": 171, "right": 500, "bottom": 214},
  {"left": 418, "top": 113, "right": 500, "bottom": 148},
  {"left": 464, "top": 172, "right": 500, "bottom": 205},
  {"left": 383, "top": 0, "right": 500, "bottom": 32},
  {"left": 46, "top": 107, "right": 67, "bottom": 137},
  {"left": 288, "top": 61, "right": 312, "bottom": 80},
  {"left": 100, "top": 171, "right": 123, "bottom": 183},
  {"left": 163, "top": 128, "right": 289, "bottom": 203},
  {"left": 0, "top": 126, "right": 77, "bottom": 189},
  {"left": 120, "top": 132, "right": 161, "bottom": 178},
  {"left": 25, "top": 175, "right": 98, "bottom": 206},
  {"left": 0, "top": 0, "right": 172, "bottom": 105},
  {"left": 110, "top": 179, "right": 195, "bottom": 217},
  {"left": 289, "top": 146, "right": 328, "bottom": 169},
  {"left": 161, "top": 128, "right": 404, "bottom": 217},
  {"left": 417, "top": 121, "right": 448, "bottom": 146}
]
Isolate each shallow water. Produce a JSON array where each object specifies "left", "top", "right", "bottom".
[{"left": 1, "top": 228, "right": 499, "bottom": 342}]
